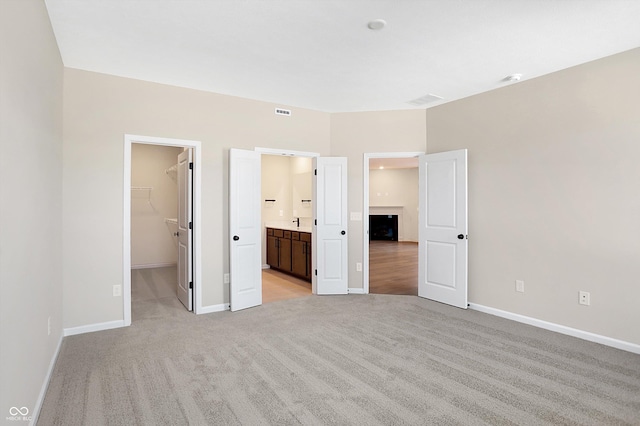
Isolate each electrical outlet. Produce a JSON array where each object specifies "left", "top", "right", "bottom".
[
  {"left": 350, "top": 212, "right": 362, "bottom": 221},
  {"left": 515, "top": 280, "right": 524, "bottom": 293},
  {"left": 223, "top": 273, "right": 230, "bottom": 284},
  {"left": 113, "top": 284, "right": 122, "bottom": 297},
  {"left": 48, "top": 317, "right": 51, "bottom": 336},
  {"left": 356, "top": 262, "right": 362, "bottom": 272},
  {"left": 579, "top": 291, "right": 590, "bottom": 306}
]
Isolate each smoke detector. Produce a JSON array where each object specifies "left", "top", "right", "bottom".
[{"left": 368, "top": 19, "right": 386, "bottom": 30}]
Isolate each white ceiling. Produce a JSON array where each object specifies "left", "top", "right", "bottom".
[{"left": 44, "top": 0, "right": 640, "bottom": 113}]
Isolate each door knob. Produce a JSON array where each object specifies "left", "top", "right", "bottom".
[
  {"left": 341, "top": 230, "right": 346, "bottom": 235},
  {"left": 173, "top": 232, "right": 179, "bottom": 237},
  {"left": 233, "top": 235, "right": 240, "bottom": 241},
  {"left": 457, "top": 234, "right": 464, "bottom": 239}
]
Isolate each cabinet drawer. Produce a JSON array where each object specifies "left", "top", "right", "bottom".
[
  {"left": 300, "top": 232, "right": 311, "bottom": 242},
  {"left": 283, "top": 231, "right": 291, "bottom": 239},
  {"left": 273, "top": 229, "right": 284, "bottom": 238},
  {"left": 267, "top": 228, "right": 274, "bottom": 236},
  {"left": 291, "top": 232, "right": 300, "bottom": 240}
]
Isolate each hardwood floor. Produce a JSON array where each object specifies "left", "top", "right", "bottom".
[
  {"left": 262, "top": 268, "right": 312, "bottom": 304},
  {"left": 369, "top": 240, "right": 418, "bottom": 295}
]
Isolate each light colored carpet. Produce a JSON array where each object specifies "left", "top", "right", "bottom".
[{"left": 39, "top": 279, "right": 640, "bottom": 425}]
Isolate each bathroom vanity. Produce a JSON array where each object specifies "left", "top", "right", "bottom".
[{"left": 266, "top": 226, "right": 312, "bottom": 282}]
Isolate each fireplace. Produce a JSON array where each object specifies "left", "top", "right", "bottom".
[{"left": 369, "top": 215, "right": 398, "bottom": 241}]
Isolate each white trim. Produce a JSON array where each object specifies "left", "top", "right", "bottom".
[
  {"left": 348, "top": 288, "right": 366, "bottom": 294},
  {"left": 63, "top": 320, "right": 126, "bottom": 337},
  {"left": 124, "top": 134, "right": 203, "bottom": 325},
  {"left": 254, "top": 147, "right": 320, "bottom": 157},
  {"left": 30, "top": 334, "right": 63, "bottom": 426},
  {"left": 200, "top": 303, "right": 230, "bottom": 314},
  {"left": 469, "top": 303, "right": 640, "bottom": 355},
  {"left": 131, "top": 262, "right": 177, "bottom": 270},
  {"left": 262, "top": 264, "right": 271, "bottom": 269},
  {"left": 363, "top": 152, "right": 423, "bottom": 294}
]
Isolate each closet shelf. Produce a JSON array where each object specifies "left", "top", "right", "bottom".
[
  {"left": 131, "top": 187, "right": 153, "bottom": 202},
  {"left": 165, "top": 164, "right": 178, "bottom": 174},
  {"left": 164, "top": 218, "right": 178, "bottom": 225}
]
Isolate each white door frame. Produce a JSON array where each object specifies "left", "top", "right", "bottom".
[
  {"left": 123, "top": 134, "right": 202, "bottom": 326},
  {"left": 362, "top": 152, "right": 424, "bottom": 294}
]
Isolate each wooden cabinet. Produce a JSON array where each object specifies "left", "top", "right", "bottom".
[{"left": 266, "top": 227, "right": 311, "bottom": 282}]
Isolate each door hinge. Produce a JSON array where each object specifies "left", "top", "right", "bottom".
[
  {"left": 314, "top": 219, "right": 317, "bottom": 226},
  {"left": 189, "top": 282, "right": 193, "bottom": 289},
  {"left": 315, "top": 269, "right": 317, "bottom": 276},
  {"left": 189, "top": 222, "right": 192, "bottom": 230},
  {"left": 189, "top": 162, "right": 193, "bottom": 170},
  {"left": 314, "top": 169, "right": 317, "bottom": 176}
]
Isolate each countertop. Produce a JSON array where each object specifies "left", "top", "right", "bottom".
[{"left": 265, "top": 222, "right": 312, "bottom": 233}]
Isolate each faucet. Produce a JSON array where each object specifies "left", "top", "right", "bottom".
[{"left": 292, "top": 217, "right": 300, "bottom": 227}]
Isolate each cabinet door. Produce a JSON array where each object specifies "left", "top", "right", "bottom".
[
  {"left": 279, "top": 237, "right": 292, "bottom": 271},
  {"left": 267, "top": 235, "right": 279, "bottom": 267},
  {"left": 291, "top": 240, "right": 307, "bottom": 277}
]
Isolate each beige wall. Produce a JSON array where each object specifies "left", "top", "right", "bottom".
[
  {"left": 131, "top": 144, "right": 183, "bottom": 267},
  {"left": 261, "top": 155, "right": 292, "bottom": 265},
  {"left": 62, "top": 68, "right": 330, "bottom": 327},
  {"left": 0, "top": 0, "right": 63, "bottom": 418},
  {"left": 426, "top": 48, "right": 640, "bottom": 344},
  {"left": 330, "top": 110, "right": 427, "bottom": 290},
  {"left": 369, "top": 168, "right": 419, "bottom": 242}
]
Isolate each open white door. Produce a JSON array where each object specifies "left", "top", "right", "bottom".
[
  {"left": 177, "top": 149, "right": 193, "bottom": 311},
  {"left": 229, "top": 149, "right": 262, "bottom": 311},
  {"left": 418, "top": 149, "right": 468, "bottom": 308},
  {"left": 313, "top": 157, "right": 348, "bottom": 295}
]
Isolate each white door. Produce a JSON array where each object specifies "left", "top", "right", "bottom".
[
  {"left": 177, "top": 149, "right": 193, "bottom": 311},
  {"left": 313, "top": 157, "right": 348, "bottom": 295},
  {"left": 229, "top": 149, "right": 262, "bottom": 311},
  {"left": 418, "top": 149, "right": 468, "bottom": 308}
]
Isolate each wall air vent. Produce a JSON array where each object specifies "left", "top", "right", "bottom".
[
  {"left": 275, "top": 108, "right": 292, "bottom": 116},
  {"left": 407, "top": 93, "right": 444, "bottom": 106}
]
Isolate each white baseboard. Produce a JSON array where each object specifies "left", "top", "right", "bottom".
[
  {"left": 199, "top": 303, "right": 230, "bottom": 314},
  {"left": 348, "top": 288, "right": 366, "bottom": 294},
  {"left": 262, "top": 264, "right": 270, "bottom": 269},
  {"left": 30, "top": 333, "right": 63, "bottom": 426},
  {"left": 63, "top": 320, "right": 126, "bottom": 337},
  {"left": 468, "top": 303, "right": 640, "bottom": 355},
  {"left": 131, "top": 262, "right": 177, "bottom": 270}
]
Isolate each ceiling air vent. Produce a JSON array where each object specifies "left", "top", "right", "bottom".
[
  {"left": 407, "top": 93, "right": 443, "bottom": 106},
  {"left": 275, "top": 108, "right": 292, "bottom": 116}
]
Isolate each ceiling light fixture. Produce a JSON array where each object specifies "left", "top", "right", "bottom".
[
  {"left": 504, "top": 73, "right": 523, "bottom": 82},
  {"left": 379, "top": 166, "right": 384, "bottom": 170},
  {"left": 368, "top": 19, "right": 386, "bottom": 30}
]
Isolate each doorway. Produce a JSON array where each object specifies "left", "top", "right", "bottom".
[
  {"left": 123, "top": 134, "right": 202, "bottom": 326},
  {"left": 229, "top": 148, "right": 349, "bottom": 312},
  {"left": 363, "top": 152, "right": 422, "bottom": 295},
  {"left": 260, "top": 153, "right": 314, "bottom": 304}
]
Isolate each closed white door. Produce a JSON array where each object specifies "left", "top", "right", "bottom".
[
  {"left": 313, "top": 157, "right": 348, "bottom": 295},
  {"left": 229, "top": 149, "right": 262, "bottom": 311},
  {"left": 418, "top": 149, "right": 468, "bottom": 308},
  {"left": 177, "top": 149, "right": 193, "bottom": 311}
]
